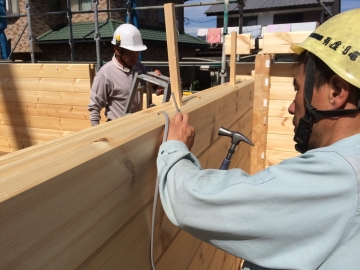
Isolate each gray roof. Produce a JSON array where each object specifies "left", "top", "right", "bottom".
[{"left": 205, "top": 0, "right": 334, "bottom": 15}]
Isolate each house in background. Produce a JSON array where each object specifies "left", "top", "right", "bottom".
[
  {"left": 3, "top": 0, "right": 208, "bottom": 64},
  {"left": 206, "top": 0, "right": 340, "bottom": 29},
  {"left": 196, "top": 0, "right": 340, "bottom": 58},
  {"left": 3, "top": 0, "right": 208, "bottom": 87}
]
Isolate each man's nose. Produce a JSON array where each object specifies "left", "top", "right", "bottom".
[{"left": 288, "top": 101, "right": 295, "bottom": 115}]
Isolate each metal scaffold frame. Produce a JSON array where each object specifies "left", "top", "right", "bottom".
[{"left": 0, "top": 0, "right": 238, "bottom": 68}]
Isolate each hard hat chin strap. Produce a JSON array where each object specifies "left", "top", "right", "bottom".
[
  {"left": 294, "top": 55, "right": 316, "bottom": 153},
  {"left": 294, "top": 53, "right": 360, "bottom": 154}
]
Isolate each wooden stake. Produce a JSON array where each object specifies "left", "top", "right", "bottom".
[
  {"left": 164, "top": 3, "right": 183, "bottom": 107},
  {"left": 229, "top": 32, "right": 237, "bottom": 85}
]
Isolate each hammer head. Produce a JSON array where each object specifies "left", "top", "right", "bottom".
[{"left": 218, "top": 126, "right": 254, "bottom": 146}]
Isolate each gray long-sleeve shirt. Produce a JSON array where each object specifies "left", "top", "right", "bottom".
[
  {"left": 157, "top": 135, "right": 360, "bottom": 269},
  {"left": 88, "top": 55, "right": 146, "bottom": 126}
]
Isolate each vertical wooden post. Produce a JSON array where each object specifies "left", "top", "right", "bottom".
[
  {"left": 250, "top": 54, "right": 271, "bottom": 174},
  {"left": 229, "top": 32, "right": 237, "bottom": 85},
  {"left": 164, "top": 3, "right": 183, "bottom": 107}
]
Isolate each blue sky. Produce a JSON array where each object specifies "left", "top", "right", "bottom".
[{"left": 184, "top": 0, "right": 360, "bottom": 37}]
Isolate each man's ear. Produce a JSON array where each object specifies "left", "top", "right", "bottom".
[
  {"left": 114, "top": 46, "right": 121, "bottom": 56},
  {"left": 329, "top": 75, "right": 353, "bottom": 109}
]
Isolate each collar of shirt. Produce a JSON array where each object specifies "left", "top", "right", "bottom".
[{"left": 112, "top": 54, "right": 131, "bottom": 73}]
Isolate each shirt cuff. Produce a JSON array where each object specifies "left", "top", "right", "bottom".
[
  {"left": 158, "top": 140, "right": 189, "bottom": 155},
  {"left": 91, "top": 120, "right": 99, "bottom": 126}
]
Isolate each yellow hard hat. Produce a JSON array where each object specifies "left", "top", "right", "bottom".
[{"left": 291, "top": 8, "right": 360, "bottom": 89}]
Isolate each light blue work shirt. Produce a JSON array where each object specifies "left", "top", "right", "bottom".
[{"left": 157, "top": 134, "right": 360, "bottom": 270}]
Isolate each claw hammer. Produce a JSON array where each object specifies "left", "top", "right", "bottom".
[{"left": 218, "top": 126, "right": 254, "bottom": 170}]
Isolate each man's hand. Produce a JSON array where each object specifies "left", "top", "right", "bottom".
[{"left": 167, "top": 112, "right": 195, "bottom": 150}]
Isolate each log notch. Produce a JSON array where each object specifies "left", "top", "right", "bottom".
[{"left": 250, "top": 54, "right": 271, "bottom": 174}]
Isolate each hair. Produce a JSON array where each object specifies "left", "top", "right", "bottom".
[{"left": 297, "top": 51, "right": 360, "bottom": 93}]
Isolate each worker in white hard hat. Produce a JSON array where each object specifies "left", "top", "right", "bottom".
[
  {"left": 156, "top": 8, "right": 360, "bottom": 270},
  {"left": 88, "top": 23, "right": 149, "bottom": 126}
]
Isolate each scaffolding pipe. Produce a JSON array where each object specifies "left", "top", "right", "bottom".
[
  {"left": 0, "top": 1, "right": 238, "bottom": 19},
  {"left": 220, "top": 0, "right": 229, "bottom": 84},
  {"left": 67, "top": 0, "right": 75, "bottom": 61},
  {"left": 236, "top": 0, "right": 245, "bottom": 62},
  {"left": 7, "top": 23, "right": 28, "bottom": 60},
  {"left": 317, "top": 0, "right": 333, "bottom": 17},
  {"left": 93, "top": 0, "right": 101, "bottom": 70},
  {"left": 0, "top": 0, "right": 239, "bottom": 64},
  {"left": 25, "top": 0, "right": 35, "bottom": 62},
  {"left": 126, "top": 0, "right": 132, "bottom": 24}
]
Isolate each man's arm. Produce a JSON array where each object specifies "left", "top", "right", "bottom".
[{"left": 88, "top": 72, "right": 109, "bottom": 126}]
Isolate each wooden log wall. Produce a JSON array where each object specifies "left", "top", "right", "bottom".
[
  {"left": 235, "top": 57, "right": 299, "bottom": 170},
  {"left": 0, "top": 63, "right": 96, "bottom": 154},
  {"left": 266, "top": 62, "right": 299, "bottom": 166},
  {"left": 250, "top": 54, "right": 271, "bottom": 174},
  {"left": 0, "top": 79, "right": 254, "bottom": 269}
]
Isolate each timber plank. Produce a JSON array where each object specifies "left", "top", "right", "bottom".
[
  {"left": 164, "top": 3, "right": 183, "bottom": 107},
  {"left": 77, "top": 190, "right": 180, "bottom": 270},
  {"left": 0, "top": 125, "right": 71, "bottom": 141},
  {"left": 269, "top": 83, "right": 295, "bottom": 100},
  {"left": 263, "top": 31, "right": 310, "bottom": 45},
  {"left": 266, "top": 133, "right": 296, "bottom": 152},
  {"left": 235, "top": 63, "right": 255, "bottom": 78},
  {"left": 187, "top": 242, "right": 217, "bottom": 270},
  {"left": 229, "top": 32, "right": 237, "bottom": 85},
  {"left": 155, "top": 229, "right": 202, "bottom": 270},
  {"left": 0, "top": 101, "right": 90, "bottom": 120},
  {"left": 208, "top": 249, "right": 227, "bottom": 270},
  {"left": 0, "top": 135, "right": 44, "bottom": 150},
  {"left": 0, "top": 63, "right": 92, "bottom": 79},
  {"left": 262, "top": 31, "right": 310, "bottom": 54},
  {"left": 224, "top": 34, "right": 252, "bottom": 55},
  {"left": 0, "top": 113, "right": 90, "bottom": 131},
  {"left": 198, "top": 107, "right": 253, "bottom": 170},
  {"left": 221, "top": 253, "right": 237, "bottom": 270},
  {"left": 0, "top": 103, "right": 172, "bottom": 172},
  {"left": 268, "top": 100, "right": 292, "bottom": 117},
  {"left": 270, "top": 63, "right": 296, "bottom": 78},
  {"left": 0, "top": 136, "right": 159, "bottom": 269},
  {"left": 0, "top": 89, "right": 90, "bottom": 106},
  {"left": 267, "top": 116, "right": 294, "bottom": 135},
  {"left": 0, "top": 77, "right": 91, "bottom": 92},
  {"left": 0, "top": 81, "right": 255, "bottom": 269},
  {"left": 266, "top": 150, "right": 299, "bottom": 167},
  {"left": 189, "top": 81, "right": 254, "bottom": 156}
]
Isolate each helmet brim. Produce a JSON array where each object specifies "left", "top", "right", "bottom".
[{"left": 290, "top": 44, "right": 305, "bottom": 55}]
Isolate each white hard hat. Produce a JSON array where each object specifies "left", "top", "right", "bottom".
[{"left": 111, "top": 24, "right": 147, "bottom": 51}]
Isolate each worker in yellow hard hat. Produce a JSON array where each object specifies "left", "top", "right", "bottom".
[{"left": 156, "top": 8, "right": 360, "bottom": 270}]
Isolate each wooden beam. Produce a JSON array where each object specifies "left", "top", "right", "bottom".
[
  {"left": 164, "top": 3, "right": 183, "bottom": 107},
  {"left": 0, "top": 63, "right": 93, "bottom": 79},
  {"left": 229, "top": 32, "right": 237, "bottom": 85},
  {"left": 224, "top": 34, "right": 252, "bottom": 55},
  {"left": 0, "top": 80, "right": 255, "bottom": 269},
  {"left": 250, "top": 54, "right": 271, "bottom": 174},
  {"left": 262, "top": 31, "right": 311, "bottom": 54}
]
